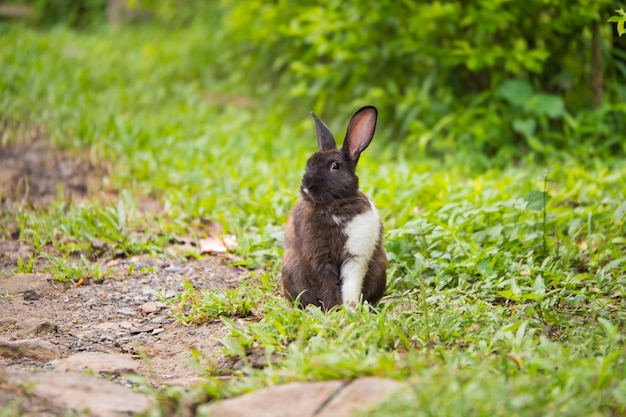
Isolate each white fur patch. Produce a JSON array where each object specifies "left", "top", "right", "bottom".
[{"left": 340, "top": 201, "right": 381, "bottom": 303}]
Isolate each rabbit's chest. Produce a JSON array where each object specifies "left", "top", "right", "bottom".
[
  {"left": 314, "top": 204, "right": 381, "bottom": 258},
  {"left": 339, "top": 204, "right": 382, "bottom": 303}
]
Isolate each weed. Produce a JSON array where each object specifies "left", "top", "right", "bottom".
[
  {"left": 14, "top": 255, "right": 37, "bottom": 274},
  {"left": 41, "top": 254, "right": 113, "bottom": 283}
]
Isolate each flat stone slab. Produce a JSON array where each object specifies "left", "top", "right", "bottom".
[
  {"left": 0, "top": 338, "right": 60, "bottom": 361},
  {"left": 199, "top": 380, "right": 345, "bottom": 417},
  {"left": 199, "top": 377, "right": 406, "bottom": 417},
  {"left": 2, "top": 367, "right": 153, "bottom": 417},
  {"left": 317, "top": 377, "right": 405, "bottom": 417},
  {"left": 0, "top": 273, "right": 53, "bottom": 295},
  {"left": 54, "top": 352, "right": 140, "bottom": 376}
]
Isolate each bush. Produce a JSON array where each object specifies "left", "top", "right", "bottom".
[
  {"left": 212, "top": 0, "right": 626, "bottom": 163},
  {"left": 27, "top": 0, "right": 107, "bottom": 28}
]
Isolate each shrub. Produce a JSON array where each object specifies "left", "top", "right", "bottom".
[{"left": 213, "top": 0, "right": 625, "bottom": 162}]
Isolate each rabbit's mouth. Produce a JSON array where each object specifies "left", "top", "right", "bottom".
[
  {"left": 301, "top": 184, "right": 338, "bottom": 207},
  {"left": 300, "top": 184, "right": 318, "bottom": 202},
  {"left": 300, "top": 184, "right": 324, "bottom": 204}
]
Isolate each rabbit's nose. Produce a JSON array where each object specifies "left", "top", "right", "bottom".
[{"left": 301, "top": 184, "right": 317, "bottom": 196}]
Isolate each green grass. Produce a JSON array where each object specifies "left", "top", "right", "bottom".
[{"left": 1, "top": 23, "right": 626, "bottom": 416}]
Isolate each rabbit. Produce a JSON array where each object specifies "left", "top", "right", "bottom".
[{"left": 282, "top": 105, "right": 387, "bottom": 311}]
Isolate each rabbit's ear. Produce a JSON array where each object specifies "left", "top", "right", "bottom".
[
  {"left": 311, "top": 112, "right": 337, "bottom": 151},
  {"left": 343, "top": 106, "right": 377, "bottom": 164}
]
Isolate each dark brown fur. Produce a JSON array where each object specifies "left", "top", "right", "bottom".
[{"left": 282, "top": 106, "right": 387, "bottom": 310}]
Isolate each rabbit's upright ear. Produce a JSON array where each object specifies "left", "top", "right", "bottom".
[
  {"left": 311, "top": 112, "right": 337, "bottom": 151},
  {"left": 343, "top": 106, "right": 377, "bottom": 164}
]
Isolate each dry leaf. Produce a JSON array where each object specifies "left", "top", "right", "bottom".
[{"left": 199, "top": 236, "right": 228, "bottom": 253}]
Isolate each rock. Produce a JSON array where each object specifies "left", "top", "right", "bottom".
[
  {"left": 129, "top": 324, "right": 159, "bottom": 334},
  {"left": 94, "top": 322, "right": 121, "bottom": 331},
  {"left": 198, "top": 378, "right": 407, "bottom": 417},
  {"left": 0, "top": 338, "right": 60, "bottom": 361},
  {"left": 198, "top": 380, "right": 345, "bottom": 417},
  {"left": 34, "top": 321, "right": 58, "bottom": 336},
  {"left": 54, "top": 352, "right": 139, "bottom": 376},
  {"left": 92, "top": 238, "right": 110, "bottom": 252},
  {"left": 141, "top": 301, "right": 159, "bottom": 314},
  {"left": 316, "top": 377, "right": 406, "bottom": 417},
  {"left": 2, "top": 368, "right": 153, "bottom": 417},
  {"left": 0, "top": 273, "right": 53, "bottom": 295},
  {"left": 0, "top": 318, "right": 17, "bottom": 327},
  {"left": 22, "top": 289, "right": 40, "bottom": 300},
  {"left": 164, "top": 376, "right": 205, "bottom": 387},
  {"left": 117, "top": 307, "right": 135, "bottom": 316}
]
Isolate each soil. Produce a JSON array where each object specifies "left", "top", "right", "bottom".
[
  {"left": 0, "top": 127, "right": 101, "bottom": 209},
  {"left": 0, "top": 135, "right": 252, "bottom": 413}
]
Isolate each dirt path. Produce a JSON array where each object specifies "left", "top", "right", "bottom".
[
  {"left": 0, "top": 136, "right": 249, "bottom": 415},
  {"left": 0, "top": 256, "right": 246, "bottom": 383}
]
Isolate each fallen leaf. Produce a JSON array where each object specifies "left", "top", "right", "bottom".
[{"left": 199, "top": 236, "right": 228, "bottom": 253}]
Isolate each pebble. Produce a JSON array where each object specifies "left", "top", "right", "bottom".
[
  {"left": 117, "top": 308, "right": 135, "bottom": 316},
  {"left": 141, "top": 302, "right": 159, "bottom": 314}
]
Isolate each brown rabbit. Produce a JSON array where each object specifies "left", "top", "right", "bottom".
[{"left": 282, "top": 106, "right": 387, "bottom": 310}]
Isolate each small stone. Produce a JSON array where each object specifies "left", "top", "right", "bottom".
[
  {"left": 92, "top": 238, "right": 110, "bottom": 251},
  {"left": 94, "top": 322, "right": 120, "bottom": 331},
  {"left": 0, "top": 318, "right": 17, "bottom": 327},
  {"left": 129, "top": 325, "right": 157, "bottom": 334},
  {"left": 23, "top": 290, "right": 40, "bottom": 301},
  {"left": 141, "top": 302, "right": 159, "bottom": 314},
  {"left": 150, "top": 316, "right": 169, "bottom": 324},
  {"left": 117, "top": 308, "right": 135, "bottom": 316},
  {"left": 151, "top": 328, "right": 165, "bottom": 335},
  {"left": 34, "top": 322, "right": 58, "bottom": 336}
]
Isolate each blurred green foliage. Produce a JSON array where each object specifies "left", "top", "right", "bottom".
[
  {"left": 214, "top": 0, "right": 626, "bottom": 163},
  {"left": 27, "top": 0, "right": 107, "bottom": 27},
  {"left": 5, "top": 0, "right": 626, "bottom": 164}
]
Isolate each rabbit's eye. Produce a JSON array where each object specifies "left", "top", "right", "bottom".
[{"left": 330, "top": 162, "right": 341, "bottom": 171}]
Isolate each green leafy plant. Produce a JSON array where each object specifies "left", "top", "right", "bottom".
[
  {"left": 14, "top": 255, "right": 37, "bottom": 274},
  {"left": 41, "top": 254, "right": 113, "bottom": 283},
  {"left": 173, "top": 281, "right": 259, "bottom": 323},
  {"left": 608, "top": 9, "right": 626, "bottom": 36}
]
